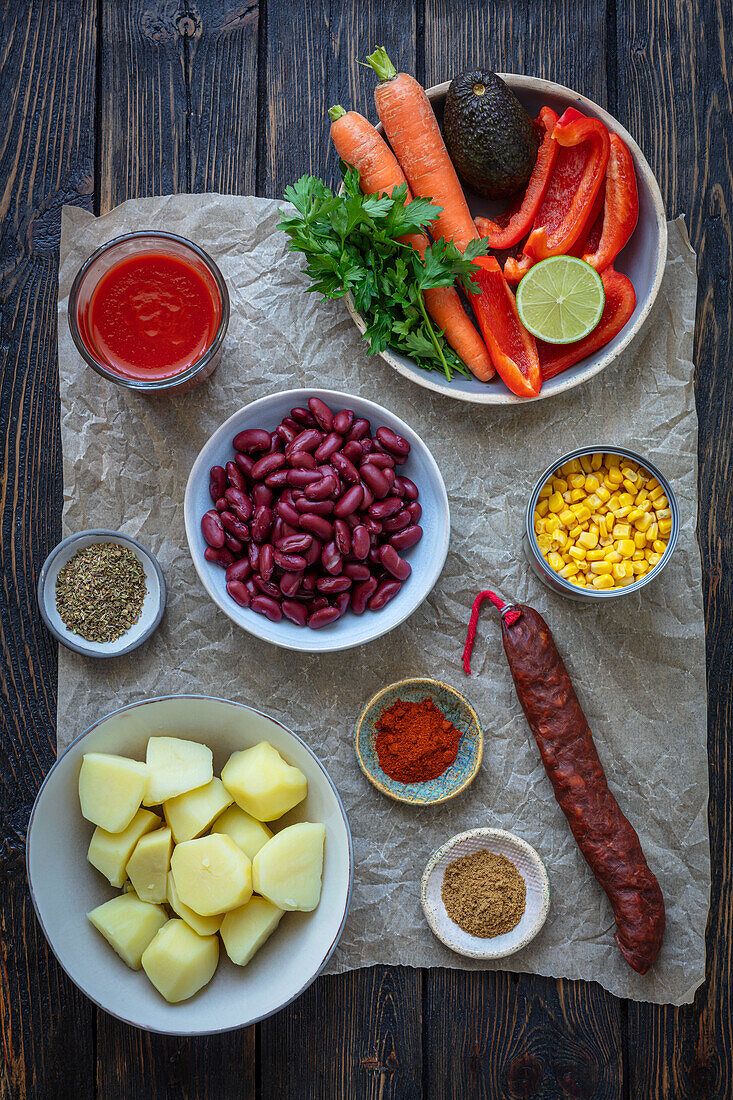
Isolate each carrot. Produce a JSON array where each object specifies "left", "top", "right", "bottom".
[{"left": 329, "top": 105, "right": 494, "bottom": 381}]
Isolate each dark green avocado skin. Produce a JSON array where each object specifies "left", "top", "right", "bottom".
[{"left": 443, "top": 70, "right": 540, "bottom": 199}]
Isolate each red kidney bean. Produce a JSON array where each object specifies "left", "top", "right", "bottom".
[
  {"left": 234, "top": 452, "right": 255, "bottom": 480},
  {"left": 362, "top": 452, "right": 394, "bottom": 470},
  {"left": 266, "top": 431, "right": 283, "bottom": 454},
  {"left": 288, "top": 428, "right": 322, "bottom": 455},
  {"left": 259, "top": 543, "right": 274, "bottom": 581},
  {"left": 314, "top": 432, "right": 343, "bottom": 462},
  {"left": 368, "top": 496, "right": 403, "bottom": 520},
  {"left": 276, "top": 500, "right": 301, "bottom": 527},
  {"left": 251, "top": 505, "right": 274, "bottom": 542},
  {"left": 331, "top": 451, "right": 360, "bottom": 485},
  {"left": 308, "top": 605, "right": 341, "bottom": 628},
  {"left": 205, "top": 546, "right": 235, "bottom": 567},
  {"left": 396, "top": 476, "right": 419, "bottom": 501},
  {"left": 351, "top": 576, "right": 378, "bottom": 614},
  {"left": 369, "top": 578, "right": 402, "bottom": 609},
  {"left": 341, "top": 440, "right": 364, "bottom": 464},
  {"left": 216, "top": 497, "right": 228, "bottom": 512},
  {"left": 226, "top": 580, "right": 251, "bottom": 608},
  {"left": 248, "top": 542, "right": 260, "bottom": 571},
  {"left": 254, "top": 576, "right": 281, "bottom": 600},
  {"left": 343, "top": 562, "right": 371, "bottom": 581},
  {"left": 251, "top": 594, "right": 282, "bottom": 621},
  {"left": 265, "top": 468, "right": 290, "bottom": 489},
  {"left": 301, "top": 571, "right": 318, "bottom": 594},
  {"left": 346, "top": 417, "right": 370, "bottom": 442},
  {"left": 233, "top": 428, "right": 271, "bottom": 453},
  {"left": 361, "top": 515, "right": 383, "bottom": 536},
  {"left": 359, "top": 480, "right": 375, "bottom": 509},
  {"left": 360, "top": 437, "right": 374, "bottom": 455},
  {"left": 243, "top": 576, "right": 258, "bottom": 599},
  {"left": 250, "top": 453, "right": 286, "bottom": 480},
  {"left": 390, "top": 525, "right": 423, "bottom": 552},
  {"left": 368, "top": 546, "right": 382, "bottom": 565},
  {"left": 287, "top": 468, "right": 321, "bottom": 487},
  {"left": 225, "top": 535, "right": 244, "bottom": 554},
  {"left": 380, "top": 544, "right": 412, "bottom": 580},
  {"left": 376, "top": 426, "right": 410, "bottom": 457},
  {"left": 305, "top": 474, "right": 338, "bottom": 502},
  {"left": 295, "top": 497, "right": 333, "bottom": 516},
  {"left": 360, "top": 463, "right": 389, "bottom": 499},
  {"left": 252, "top": 484, "right": 273, "bottom": 508},
  {"left": 382, "top": 509, "right": 411, "bottom": 532},
  {"left": 321, "top": 540, "right": 342, "bottom": 575},
  {"left": 273, "top": 549, "right": 307, "bottom": 572},
  {"left": 300, "top": 513, "right": 333, "bottom": 540},
  {"left": 291, "top": 406, "right": 316, "bottom": 426},
  {"left": 351, "top": 525, "right": 370, "bottom": 559},
  {"left": 271, "top": 517, "right": 285, "bottom": 542},
  {"left": 201, "top": 509, "right": 226, "bottom": 548},
  {"left": 333, "top": 483, "right": 364, "bottom": 518},
  {"left": 225, "top": 487, "right": 253, "bottom": 521},
  {"left": 220, "top": 511, "right": 251, "bottom": 541},
  {"left": 383, "top": 468, "right": 396, "bottom": 493},
  {"left": 333, "top": 409, "right": 354, "bottom": 434},
  {"left": 225, "top": 461, "right": 247, "bottom": 492},
  {"left": 287, "top": 451, "right": 318, "bottom": 470},
  {"left": 333, "top": 519, "right": 352, "bottom": 555},
  {"left": 304, "top": 536, "right": 322, "bottom": 566},
  {"left": 407, "top": 501, "right": 422, "bottom": 523},
  {"left": 316, "top": 575, "right": 351, "bottom": 594},
  {"left": 226, "top": 559, "right": 252, "bottom": 583},
  {"left": 308, "top": 595, "right": 330, "bottom": 613},
  {"left": 210, "top": 466, "right": 227, "bottom": 502},
  {"left": 308, "top": 397, "right": 334, "bottom": 431},
  {"left": 276, "top": 533, "right": 312, "bottom": 553},
  {"left": 279, "top": 571, "right": 304, "bottom": 598},
  {"left": 282, "top": 599, "right": 308, "bottom": 626},
  {"left": 344, "top": 513, "right": 360, "bottom": 530},
  {"left": 276, "top": 422, "right": 299, "bottom": 445},
  {"left": 334, "top": 592, "right": 351, "bottom": 617}
]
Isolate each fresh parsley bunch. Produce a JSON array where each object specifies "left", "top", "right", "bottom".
[{"left": 278, "top": 166, "right": 490, "bottom": 379}]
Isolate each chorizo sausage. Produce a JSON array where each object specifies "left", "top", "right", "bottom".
[{"left": 501, "top": 604, "right": 665, "bottom": 973}]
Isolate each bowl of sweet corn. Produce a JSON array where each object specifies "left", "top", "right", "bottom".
[{"left": 525, "top": 447, "right": 679, "bottom": 601}]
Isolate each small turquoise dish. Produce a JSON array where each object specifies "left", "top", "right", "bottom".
[{"left": 354, "top": 678, "right": 483, "bottom": 806}]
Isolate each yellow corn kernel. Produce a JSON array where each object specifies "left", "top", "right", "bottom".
[
  {"left": 548, "top": 551, "right": 564, "bottom": 570},
  {"left": 568, "top": 545, "right": 586, "bottom": 562},
  {"left": 618, "top": 492, "right": 634, "bottom": 508},
  {"left": 612, "top": 523, "right": 631, "bottom": 539},
  {"left": 552, "top": 477, "right": 569, "bottom": 493},
  {"left": 612, "top": 561, "right": 633, "bottom": 580},
  {"left": 650, "top": 485, "right": 666, "bottom": 502},
  {"left": 634, "top": 512, "right": 653, "bottom": 533},
  {"left": 584, "top": 474, "right": 600, "bottom": 493},
  {"left": 607, "top": 493, "right": 621, "bottom": 511},
  {"left": 585, "top": 548, "right": 605, "bottom": 562},
  {"left": 598, "top": 516, "right": 609, "bottom": 538},
  {"left": 606, "top": 468, "right": 624, "bottom": 485},
  {"left": 568, "top": 473, "right": 586, "bottom": 489},
  {"left": 543, "top": 514, "right": 561, "bottom": 535},
  {"left": 539, "top": 482, "right": 552, "bottom": 499},
  {"left": 591, "top": 452, "right": 603, "bottom": 470},
  {"left": 627, "top": 507, "right": 643, "bottom": 523},
  {"left": 580, "top": 454, "right": 593, "bottom": 473},
  {"left": 652, "top": 540, "right": 667, "bottom": 556},
  {"left": 568, "top": 524, "right": 583, "bottom": 539},
  {"left": 536, "top": 498, "right": 549, "bottom": 517},
  {"left": 595, "top": 485, "right": 611, "bottom": 503},
  {"left": 591, "top": 561, "right": 613, "bottom": 575},
  {"left": 537, "top": 535, "right": 552, "bottom": 553},
  {"left": 646, "top": 476, "right": 660, "bottom": 491},
  {"left": 635, "top": 488, "right": 649, "bottom": 504},
  {"left": 572, "top": 576, "right": 587, "bottom": 587},
  {"left": 658, "top": 518, "right": 672, "bottom": 536},
  {"left": 634, "top": 530, "right": 647, "bottom": 549},
  {"left": 617, "top": 539, "right": 636, "bottom": 558},
  {"left": 593, "top": 574, "right": 615, "bottom": 589},
  {"left": 560, "top": 563, "right": 579, "bottom": 578},
  {"left": 605, "top": 549, "right": 623, "bottom": 563},
  {"left": 562, "top": 491, "right": 572, "bottom": 503},
  {"left": 562, "top": 458, "right": 582, "bottom": 475},
  {"left": 614, "top": 506, "right": 632, "bottom": 519},
  {"left": 558, "top": 508, "right": 575, "bottom": 527},
  {"left": 647, "top": 552, "right": 661, "bottom": 567},
  {"left": 646, "top": 522, "right": 659, "bottom": 542},
  {"left": 569, "top": 488, "right": 586, "bottom": 503},
  {"left": 586, "top": 493, "right": 602, "bottom": 510},
  {"left": 548, "top": 491, "right": 564, "bottom": 513},
  {"left": 553, "top": 531, "right": 569, "bottom": 550},
  {"left": 578, "top": 530, "right": 598, "bottom": 550},
  {"left": 655, "top": 507, "right": 671, "bottom": 521},
  {"left": 621, "top": 466, "right": 638, "bottom": 482},
  {"left": 633, "top": 550, "right": 645, "bottom": 560},
  {"left": 572, "top": 504, "right": 591, "bottom": 523},
  {"left": 604, "top": 452, "right": 621, "bottom": 467},
  {"left": 632, "top": 561, "right": 649, "bottom": 575},
  {"left": 616, "top": 571, "right": 636, "bottom": 586}
]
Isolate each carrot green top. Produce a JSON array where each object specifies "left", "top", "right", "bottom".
[
  {"left": 365, "top": 47, "right": 397, "bottom": 82},
  {"left": 328, "top": 105, "right": 347, "bottom": 122}
]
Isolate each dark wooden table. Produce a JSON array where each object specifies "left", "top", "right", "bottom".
[{"left": 1, "top": 1, "right": 730, "bottom": 1096}]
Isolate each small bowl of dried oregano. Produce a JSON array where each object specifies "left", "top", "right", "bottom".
[
  {"left": 421, "top": 827, "right": 550, "bottom": 960},
  {"left": 37, "top": 529, "right": 166, "bottom": 659}
]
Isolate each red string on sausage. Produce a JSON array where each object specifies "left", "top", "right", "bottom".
[{"left": 463, "top": 590, "right": 522, "bottom": 674}]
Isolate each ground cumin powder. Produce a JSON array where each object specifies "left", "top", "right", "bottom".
[{"left": 441, "top": 849, "right": 526, "bottom": 938}]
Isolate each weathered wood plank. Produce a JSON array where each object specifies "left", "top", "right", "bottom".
[
  {"left": 0, "top": 0, "right": 97, "bottom": 1096},
  {"left": 616, "top": 0, "right": 732, "bottom": 1094}
]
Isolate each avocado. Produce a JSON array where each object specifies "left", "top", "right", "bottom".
[{"left": 443, "top": 70, "right": 540, "bottom": 199}]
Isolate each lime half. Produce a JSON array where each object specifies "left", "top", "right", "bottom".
[{"left": 516, "top": 256, "right": 605, "bottom": 344}]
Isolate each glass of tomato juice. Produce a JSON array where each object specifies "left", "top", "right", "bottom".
[{"left": 68, "top": 232, "right": 230, "bottom": 394}]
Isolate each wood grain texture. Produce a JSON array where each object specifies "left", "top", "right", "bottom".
[
  {"left": 0, "top": 1, "right": 97, "bottom": 1097},
  {"left": 616, "top": 0, "right": 733, "bottom": 1095}
]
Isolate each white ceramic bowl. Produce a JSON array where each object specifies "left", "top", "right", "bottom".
[
  {"left": 421, "top": 827, "right": 550, "bottom": 959},
  {"left": 26, "top": 695, "right": 353, "bottom": 1035},
  {"left": 184, "top": 389, "right": 450, "bottom": 653},
  {"left": 37, "top": 529, "right": 166, "bottom": 658},
  {"left": 345, "top": 74, "right": 667, "bottom": 405}
]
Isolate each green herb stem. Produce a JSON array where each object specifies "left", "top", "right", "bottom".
[{"left": 365, "top": 47, "right": 398, "bottom": 82}]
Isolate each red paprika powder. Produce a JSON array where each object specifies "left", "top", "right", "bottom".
[{"left": 375, "top": 697, "right": 462, "bottom": 783}]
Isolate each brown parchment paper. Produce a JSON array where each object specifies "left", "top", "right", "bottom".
[{"left": 56, "top": 195, "right": 708, "bottom": 1005}]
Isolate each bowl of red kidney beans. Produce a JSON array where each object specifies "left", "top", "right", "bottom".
[{"left": 184, "top": 390, "right": 450, "bottom": 652}]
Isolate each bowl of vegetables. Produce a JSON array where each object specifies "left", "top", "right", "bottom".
[
  {"left": 26, "top": 695, "right": 353, "bottom": 1035},
  {"left": 282, "top": 53, "right": 666, "bottom": 405}
]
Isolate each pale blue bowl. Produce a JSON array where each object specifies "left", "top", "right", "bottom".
[{"left": 354, "top": 678, "right": 483, "bottom": 805}]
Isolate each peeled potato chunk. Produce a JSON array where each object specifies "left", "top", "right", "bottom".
[
  {"left": 171, "top": 833, "right": 252, "bottom": 916},
  {"left": 253, "top": 823, "right": 326, "bottom": 912},
  {"left": 78, "top": 753, "right": 148, "bottom": 833},
  {"left": 88, "top": 808, "right": 160, "bottom": 888},
  {"left": 126, "top": 827, "right": 172, "bottom": 904},
  {"left": 88, "top": 891, "right": 167, "bottom": 970},
  {"left": 143, "top": 737, "right": 213, "bottom": 806},
  {"left": 163, "top": 777, "right": 233, "bottom": 844},
  {"left": 221, "top": 742, "right": 307, "bottom": 822},
  {"left": 211, "top": 804, "right": 273, "bottom": 860},
  {"left": 167, "top": 871, "right": 223, "bottom": 937},
  {"left": 220, "top": 896, "right": 284, "bottom": 967},
  {"left": 141, "top": 919, "right": 219, "bottom": 1003}
]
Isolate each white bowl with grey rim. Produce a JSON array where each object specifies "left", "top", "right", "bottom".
[
  {"left": 37, "top": 529, "right": 166, "bottom": 657},
  {"left": 421, "top": 827, "right": 550, "bottom": 960}
]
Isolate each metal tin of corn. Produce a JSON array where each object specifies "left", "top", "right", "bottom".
[{"left": 524, "top": 446, "right": 680, "bottom": 602}]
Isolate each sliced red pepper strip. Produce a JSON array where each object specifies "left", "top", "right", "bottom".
[
  {"left": 582, "top": 133, "right": 639, "bottom": 272},
  {"left": 523, "top": 107, "right": 610, "bottom": 262},
  {"left": 538, "top": 268, "right": 636, "bottom": 380},
  {"left": 475, "top": 107, "right": 559, "bottom": 249},
  {"left": 503, "top": 252, "right": 534, "bottom": 285},
  {"left": 469, "top": 258, "right": 541, "bottom": 397}
]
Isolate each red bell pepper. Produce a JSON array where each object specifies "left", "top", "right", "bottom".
[
  {"left": 503, "top": 252, "right": 533, "bottom": 285},
  {"left": 582, "top": 134, "right": 639, "bottom": 271},
  {"left": 523, "top": 107, "right": 610, "bottom": 261},
  {"left": 475, "top": 107, "right": 559, "bottom": 250},
  {"left": 469, "top": 258, "right": 541, "bottom": 397},
  {"left": 538, "top": 267, "right": 636, "bottom": 380},
  {"left": 568, "top": 183, "right": 606, "bottom": 256}
]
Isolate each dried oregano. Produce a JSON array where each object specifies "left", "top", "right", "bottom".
[{"left": 55, "top": 543, "right": 147, "bottom": 643}]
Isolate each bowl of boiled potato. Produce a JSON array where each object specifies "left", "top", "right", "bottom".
[{"left": 26, "top": 695, "right": 353, "bottom": 1035}]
